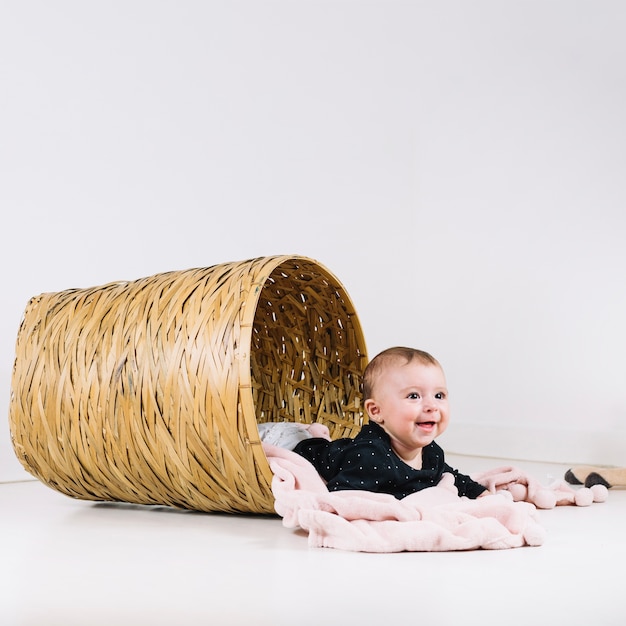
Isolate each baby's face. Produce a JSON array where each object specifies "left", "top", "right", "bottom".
[{"left": 365, "top": 361, "right": 450, "bottom": 461}]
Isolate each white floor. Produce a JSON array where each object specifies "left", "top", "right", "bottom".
[{"left": 2, "top": 454, "right": 625, "bottom": 626}]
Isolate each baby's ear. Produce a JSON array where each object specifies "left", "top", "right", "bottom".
[{"left": 364, "top": 398, "right": 379, "bottom": 420}]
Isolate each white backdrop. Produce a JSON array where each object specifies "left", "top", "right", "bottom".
[{"left": 2, "top": 1, "right": 625, "bottom": 481}]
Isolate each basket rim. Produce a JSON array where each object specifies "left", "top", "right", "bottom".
[{"left": 237, "top": 254, "right": 367, "bottom": 491}]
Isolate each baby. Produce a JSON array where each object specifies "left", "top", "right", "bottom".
[{"left": 293, "top": 346, "right": 487, "bottom": 500}]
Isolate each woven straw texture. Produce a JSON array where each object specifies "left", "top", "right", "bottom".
[{"left": 9, "top": 255, "right": 367, "bottom": 514}]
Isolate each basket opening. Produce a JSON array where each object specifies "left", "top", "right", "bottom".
[{"left": 250, "top": 259, "right": 367, "bottom": 440}]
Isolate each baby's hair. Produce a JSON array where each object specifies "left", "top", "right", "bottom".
[{"left": 362, "top": 347, "right": 441, "bottom": 400}]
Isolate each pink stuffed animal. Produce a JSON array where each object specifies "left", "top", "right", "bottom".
[{"left": 473, "top": 466, "right": 608, "bottom": 509}]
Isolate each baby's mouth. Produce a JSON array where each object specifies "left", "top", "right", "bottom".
[{"left": 417, "top": 421, "right": 437, "bottom": 430}]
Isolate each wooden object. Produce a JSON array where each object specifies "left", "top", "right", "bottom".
[{"left": 9, "top": 255, "right": 367, "bottom": 513}]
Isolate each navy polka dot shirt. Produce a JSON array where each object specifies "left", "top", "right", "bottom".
[{"left": 293, "top": 422, "right": 487, "bottom": 500}]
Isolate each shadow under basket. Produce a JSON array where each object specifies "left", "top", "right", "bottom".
[{"left": 9, "top": 255, "right": 368, "bottom": 514}]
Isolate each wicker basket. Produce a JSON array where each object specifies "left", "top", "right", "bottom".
[{"left": 9, "top": 255, "right": 367, "bottom": 514}]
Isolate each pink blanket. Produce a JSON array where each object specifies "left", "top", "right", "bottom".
[{"left": 263, "top": 443, "right": 547, "bottom": 552}]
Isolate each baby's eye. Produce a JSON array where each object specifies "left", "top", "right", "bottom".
[
  {"left": 407, "top": 392, "right": 420, "bottom": 400},
  {"left": 435, "top": 392, "right": 446, "bottom": 400}
]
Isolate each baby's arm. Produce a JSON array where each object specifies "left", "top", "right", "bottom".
[{"left": 444, "top": 463, "right": 488, "bottom": 499}]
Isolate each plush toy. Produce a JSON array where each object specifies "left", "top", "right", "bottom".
[
  {"left": 473, "top": 466, "right": 608, "bottom": 509},
  {"left": 564, "top": 465, "right": 626, "bottom": 489}
]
